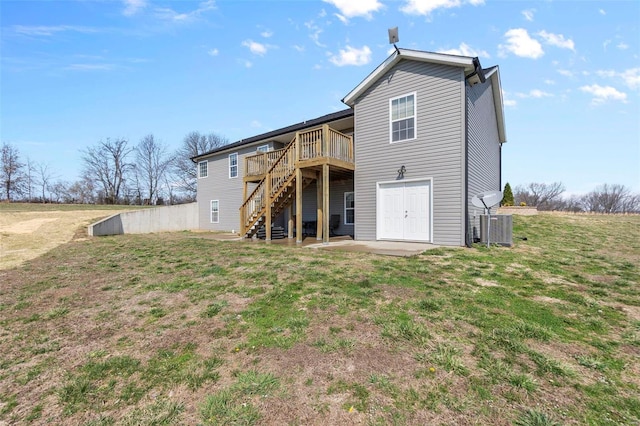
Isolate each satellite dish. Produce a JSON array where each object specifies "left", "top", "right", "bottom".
[
  {"left": 471, "top": 190, "right": 503, "bottom": 248},
  {"left": 388, "top": 27, "right": 399, "bottom": 44},
  {"left": 472, "top": 190, "right": 503, "bottom": 210}
]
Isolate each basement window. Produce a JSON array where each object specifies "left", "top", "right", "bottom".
[{"left": 211, "top": 200, "right": 219, "bottom": 223}]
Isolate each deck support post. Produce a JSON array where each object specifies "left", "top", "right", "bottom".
[
  {"left": 322, "top": 163, "right": 330, "bottom": 245},
  {"left": 296, "top": 167, "right": 303, "bottom": 244},
  {"left": 287, "top": 203, "right": 293, "bottom": 239},
  {"left": 316, "top": 171, "right": 323, "bottom": 240},
  {"left": 265, "top": 173, "right": 271, "bottom": 241},
  {"left": 240, "top": 181, "right": 248, "bottom": 236}
]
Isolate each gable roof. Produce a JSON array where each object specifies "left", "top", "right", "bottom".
[
  {"left": 342, "top": 48, "right": 507, "bottom": 144},
  {"left": 191, "top": 108, "right": 354, "bottom": 162}
]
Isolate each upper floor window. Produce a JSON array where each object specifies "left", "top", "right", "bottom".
[
  {"left": 390, "top": 93, "right": 416, "bottom": 143},
  {"left": 344, "top": 192, "right": 354, "bottom": 225},
  {"left": 257, "top": 144, "right": 269, "bottom": 153},
  {"left": 198, "top": 160, "right": 208, "bottom": 178},
  {"left": 229, "top": 153, "right": 238, "bottom": 178}
]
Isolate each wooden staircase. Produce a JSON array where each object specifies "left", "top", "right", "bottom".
[{"left": 239, "top": 125, "right": 354, "bottom": 239}]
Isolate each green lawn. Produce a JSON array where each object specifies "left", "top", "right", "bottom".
[{"left": 1, "top": 213, "right": 638, "bottom": 425}]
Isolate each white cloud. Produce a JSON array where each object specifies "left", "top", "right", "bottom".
[
  {"left": 208, "top": 48, "right": 219, "bottom": 57},
  {"left": 499, "top": 28, "right": 544, "bottom": 59},
  {"left": 516, "top": 89, "right": 553, "bottom": 99},
  {"left": 597, "top": 68, "right": 640, "bottom": 90},
  {"left": 557, "top": 69, "right": 573, "bottom": 77},
  {"left": 522, "top": 9, "right": 535, "bottom": 21},
  {"left": 323, "top": 0, "right": 383, "bottom": 20},
  {"left": 250, "top": 120, "right": 261, "bottom": 128},
  {"left": 242, "top": 40, "right": 268, "bottom": 56},
  {"left": 617, "top": 42, "right": 629, "bottom": 50},
  {"left": 123, "top": 0, "right": 146, "bottom": 16},
  {"left": 544, "top": 79, "right": 555, "bottom": 85},
  {"left": 12, "top": 25, "right": 98, "bottom": 36},
  {"left": 438, "top": 42, "right": 489, "bottom": 58},
  {"left": 603, "top": 39, "right": 611, "bottom": 50},
  {"left": 261, "top": 30, "right": 273, "bottom": 38},
  {"left": 335, "top": 14, "right": 349, "bottom": 24},
  {"left": 154, "top": 0, "right": 216, "bottom": 23},
  {"left": 329, "top": 45, "right": 372, "bottom": 66},
  {"left": 293, "top": 44, "right": 305, "bottom": 53},
  {"left": 305, "top": 20, "right": 326, "bottom": 48},
  {"left": 537, "top": 30, "right": 575, "bottom": 51},
  {"left": 400, "top": 0, "right": 484, "bottom": 16},
  {"left": 502, "top": 90, "right": 517, "bottom": 107},
  {"left": 238, "top": 59, "right": 253, "bottom": 68},
  {"left": 599, "top": 9, "right": 606, "bottom": 15},
  {"left": 580, "top": 84, "right": 627, "bottom": 105},
  {"left": 66, "top": 63, "right": 116, "bottom": 71}
]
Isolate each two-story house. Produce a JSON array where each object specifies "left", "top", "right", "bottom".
[{"left": 192, "top": 48, "right": 506, "bottom": 247}]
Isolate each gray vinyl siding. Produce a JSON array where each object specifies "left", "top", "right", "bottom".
[
  {"left": 466, "top": 79, "right": 502, "bottom": 241},
  {"left": 295, "top": 179, "right": 354, "bottom": 237},
  {"left": 353, "top": 59, "right": 466, "bottom": 246},
  {"left": 196, "top": 145, "right": 258, "bottom": 232}
]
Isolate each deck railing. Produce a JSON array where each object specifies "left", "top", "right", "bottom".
[
  {"left": 240, "top": 125, "right": 353, "bottom": 235},
  {"left": 243, "top": 125, "right": 353, "bottom": 178},
  {"left": 245, "top": 149, "right": 285, "bottom": 178}
]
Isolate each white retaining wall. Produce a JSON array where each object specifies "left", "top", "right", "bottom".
[{"left": 88, "top": 203, "right": 199, "bottom": 236}]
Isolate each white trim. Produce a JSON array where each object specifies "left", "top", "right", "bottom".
[
  {"left": 198, "top": 160, "right": 208, "bottom": 179},
  {"left": 344, "top": 191, "right": 354, "bottom": 225},
  {"left": 389, "top": 92, "right": 417, "bottom": 144},
  {"left": 210, "top": 200, "right": 219, "bottom": 223},
  {"left": 376, "top": 177, "right": 433, "bottom": 243},
  {"left": 343, "top": 48, "right": 475, "bottom": 106},
  {"left": 228, "top": 152, "right": 238, "bottom": 179},
  {"left": 257, "top": 144, "right": 269, "bottom": 152}
]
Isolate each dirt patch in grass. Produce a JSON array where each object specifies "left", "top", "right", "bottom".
[{"left": 0, "top": 209, "right": 126, "bottom": 270}]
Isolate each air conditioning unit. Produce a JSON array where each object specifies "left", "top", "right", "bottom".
[{"left": 480, "top": 214, "right": 513, "bottom": 246}]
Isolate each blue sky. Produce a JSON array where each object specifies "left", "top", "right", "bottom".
[{"left": 2, "top": 0, "right": 639, "bottom": 195}]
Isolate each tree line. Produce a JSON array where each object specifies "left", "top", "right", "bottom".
[
  {"left": 0, "top": 131, "right": 227, "bottom": 205},
  {"left": 502, "top": 182, "right": 640, "bottom": 214}
]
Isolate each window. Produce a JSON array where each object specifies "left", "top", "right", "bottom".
[
  {"left": 229, "top": 153, "right": 238, "bottom": 178},
  {"left": 210, "top": 200, "right": 219, "bottom": 223},
  {"left": 390, "top": 93, "right": 416, "bottom": 143},
  {"left": 256, "top": 145, "right": 269, "bottom": 153},
  {"left": 344, "top": 192, "right": 354, "bottom": 225},
  {"left": 198, "top": 160, "right": 208, "bottom": 178}
]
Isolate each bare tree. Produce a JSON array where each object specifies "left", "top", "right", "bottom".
[
  {"left": 621, "top": 193, "right": 640, "bottom": 213},
  {"left": 81, "top": 138, "right": 133, "bottom": 204},
  {"left": 514, "top": 182, "right": 565, "bottom": 209},
  {"left": 68, "top": 173, "right": 97, "bottom": 204},
  {"left": 25, "top": 157, "right": 36, "bottom": 202},
  {"left": 582, "top": 184, "right": 635, "bottom": 214},
  {"left": 50, "top": 180, "right": 70, "bottom": 204},
  {"left": 136, "top": 134, "right": 171, "bottom": 205},
  {"left": 1, "top": 142, "right": 25, "bottom": 202},
  {"left": 35, "top": 162, "right": 56, "bottom": 203},
  {"left": 171, "top": 131, "right": 228, "bottom": 201}
]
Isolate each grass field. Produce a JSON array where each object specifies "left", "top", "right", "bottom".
[
  {"left": 0, "top": 209, "right": 638, "bottom": 425},
  {"left": 0, "top": 203, "right": 145, "bottom": 270}
]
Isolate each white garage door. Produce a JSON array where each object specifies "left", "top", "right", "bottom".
[{"left": 378, "top": 180, "right": 431, "bottom": 242}]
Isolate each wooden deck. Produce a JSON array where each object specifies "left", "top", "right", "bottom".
[{"left": 239, "top": 125, "right": 354, "bottom": 242}]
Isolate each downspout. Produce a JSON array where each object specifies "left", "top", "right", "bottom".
[
  {"left": 499, "top": 143, "right": 502, "bottom": 191},
  {"left": 464, "top": 82, "right": 472, "bottom": 248}
]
